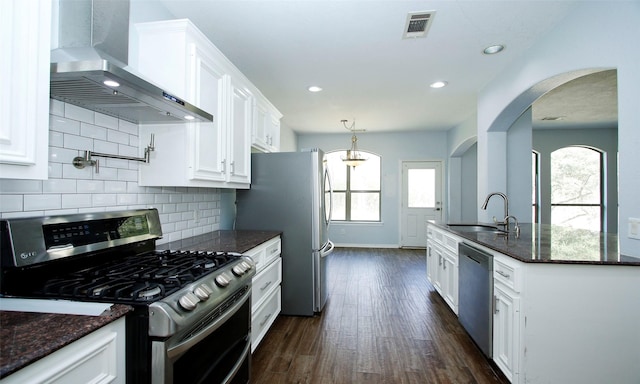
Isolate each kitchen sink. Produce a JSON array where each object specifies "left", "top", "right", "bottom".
[{"left": 446, "top": 224, "right": 507, "bottom": 234}]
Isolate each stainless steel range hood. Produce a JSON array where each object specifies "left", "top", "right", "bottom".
[{"left": 50, "top": 0, "right": 212, "bottom": 124}]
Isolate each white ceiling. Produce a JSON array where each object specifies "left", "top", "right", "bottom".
[{"left": 154, "top": 0, "right": 616, "bottom": 134}]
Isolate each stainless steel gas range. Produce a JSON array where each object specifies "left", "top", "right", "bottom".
[{"left": 0, "top": 209, "right": 255, "bottom": 384}]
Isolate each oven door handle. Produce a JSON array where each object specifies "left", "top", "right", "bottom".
[
  {"left": 222, "top": 340, "right": 251, "bottom": 384},
  {"left": 165, "top": 289, "right": 250, "bottom": 359}
]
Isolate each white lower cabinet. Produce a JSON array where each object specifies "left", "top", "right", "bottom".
[
  {"left": 1, "top": 317, "right": 126, "bottom": 384},
  {"left": 426, "top": 224, "right": 460, "bottom": 314},
  {"left": 244, "top": 236, "right": 282, "bottom": 352},
  {"left": 492, "top": 278, "right": 520, "bottom": 382}
]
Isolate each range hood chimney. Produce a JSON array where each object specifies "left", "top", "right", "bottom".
[{"left": 50, "top": 0, "right": 212, "bottom": 124}]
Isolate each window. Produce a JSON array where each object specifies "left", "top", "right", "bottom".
[
  {"left": 325, "top": 151, "right": 381, "bottom": 221},
  {"left": 532, "top": 151, "right": 540, "bottom": 223},
  {"left": 550, "top": 146, "right": 603, "bottom": 231}
]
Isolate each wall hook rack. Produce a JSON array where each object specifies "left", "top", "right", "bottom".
[{"left": 73, "top": 134, "right": 155, "bottom": 173}]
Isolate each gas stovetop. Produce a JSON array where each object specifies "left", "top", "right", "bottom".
[{"left": 34, "top": 250, "right": 243, "bottom": 303}]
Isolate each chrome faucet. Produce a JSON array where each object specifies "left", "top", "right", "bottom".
[{"left": 481, "top": 192, "right": 514, "bottom": 232}]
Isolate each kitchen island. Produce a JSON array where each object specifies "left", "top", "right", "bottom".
[{"left": 426, "top": 221, "right": 640, "bottom": 384}]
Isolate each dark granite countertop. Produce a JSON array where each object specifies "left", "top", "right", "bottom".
[
  {"left": 0, "top": 304, "right": 132, "bottom": 378},
  {"left": 431, "top": 221, "right": 640, "bottom": 265},
  {"left": 157, "top": 229, "right": 282, "bottom": 253}
]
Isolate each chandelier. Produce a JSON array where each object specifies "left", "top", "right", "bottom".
[{"left": 340, "top": 119, "right": 367, "bottom": 167}]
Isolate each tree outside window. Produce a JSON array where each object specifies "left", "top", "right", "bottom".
[
  {"left": 325, "top": 151, "right": 381, "bottom": 221},
  {"left": 550, "top": 146, "right": 603, "bottom": 231}
]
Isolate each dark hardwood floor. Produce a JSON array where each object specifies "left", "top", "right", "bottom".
[{"left": 250, "top": 247, "right": 508, "bottom": 384}]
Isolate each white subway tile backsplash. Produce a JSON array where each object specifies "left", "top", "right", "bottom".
[
  {"left": 50, "top": 99, "right": 65, "bottom": 117},
  {"left": 49, "top": 163, "right": 63, "bottom": 178},
  {"left": 107, "top": 130, "right": 129, "bottom": 145},
  {"left": 43, "top": 179, "right": 77, "bottom": 193},
  {"left": 50, "top": 116, "right": 80, "bottom": 135},
  {"left": 65, "top": 104, "right": 95, "bottom": 124},
  {"left": 116, "top": 194, "right": 138, "bottom": 205},
  {"left": 119, "top": 120, "right": 138, "bottom": 135},
  {"left": 80, "top": 123, "right": 108, "bottom": 140},
  {"left": 77, "top": 180, "right": 105, "bottom": 193},
  {"left": 95, "top": 113, "right": 118, "bottom": 129},
  {"left": 154, "top": 194, "right": 170, "bottom": 204},
  {"left": 137, "top": 193, "right": 155, "bottom": 204},
  {"left": 62, "top": 194, "right": 92, "bottom": 208},
  {"left": 49, "top": 131, "right": 64, "bottom": 147},
  {"left": 0, "top": 195, "right": 23, "bottom": 212},
  {"left": 119, "top": 144, "right": 138, "bottom": 157},
  {"left": 94, "top": 140, "right": 119, "bottom": 154},
  {"left": 24, "top": 194, "right": 61, "bottom": 211},
  {"left": 62, "top": 163, "right": 91, "bottom": 179},
  {"left": 1, "top": 101, "right": 223, "bottom": 243},
  {"left": 93, "top": 167, "right": 118, "bottom": 181},
  {"left": 63, "top": 134, "right": 93, "bottom": 151},
  {"left": 0, "top": 179, "right": 42, "bottom": 194},
  {"left": 49, "top": 146, "right": 78, "bottom": 165},
  {"left": 118, "top": 169, "right": 138, "bottom": 182},
  {"left": 92, "top": 194, "right": 117, "bottom": 207}
]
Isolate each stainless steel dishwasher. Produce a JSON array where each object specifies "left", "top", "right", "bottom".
[{"left": 458, "top": 242, "right": 493, "bottom": 358}]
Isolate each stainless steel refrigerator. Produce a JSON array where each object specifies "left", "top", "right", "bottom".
[{"left": 235, "top": 149, "right": 334, "bottom": 316}]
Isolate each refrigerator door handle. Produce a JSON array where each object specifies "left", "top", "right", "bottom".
[
  {"left": 320, "top": 240, "right": 334, "bottom": 257},
  {"left": 324, "top": 167, "right": 333, "bottom": 229}
]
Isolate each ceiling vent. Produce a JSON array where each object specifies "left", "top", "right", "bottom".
[{"left": 402, "top": 11, "right": 436, "bottom": 39}]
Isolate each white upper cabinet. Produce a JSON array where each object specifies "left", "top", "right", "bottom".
[
  {"left": 0, "top": 0, "right": 50, "bottom": 180},
  {"left": 134, "top": 19, "right": 266, "bottom": 188},
  {"left": 252, "top": 97, "right": 282, "bottom": 153}
]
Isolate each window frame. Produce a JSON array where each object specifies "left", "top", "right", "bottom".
[
  {"left": 550, "top": 145, "right": 605, "bottom": 231},
  {"left": 325, "top": 150, "right": 381, "bottom": 222}
]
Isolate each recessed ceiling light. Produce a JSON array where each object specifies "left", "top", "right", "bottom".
[
  {"left": 430, "top": 81, "right": 448, "bottom": 89},
  {"left": 308, "top": 86, "right": 323, "bottom": 92},
  {"left": 483, "top": 44, "right": 505, "bottom": 55},
  {"left": 103, "top": 79, "right": 120, "bottom": 87},
  {"left": 184, "top": 115, "right": 195, "bottom": 120}
]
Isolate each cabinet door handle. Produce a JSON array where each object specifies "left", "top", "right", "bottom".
[
  {"left": 443, "top": 260, "right": 447, "bottom": 270},
  {"left": 260, "top": 281, "right": 272, "bottom": 291},
  {"left": 497, "top": 270, "right": 511, "bottom": 279},
  {"left": 494, "top": 295, "right": 500, "bottom": 314},
  {"left": 438, "top": 255, "right": 442, "bottom": 266},
  {"left": 221, "top": 159, "right": 226, "bottom": 172},
  {"left": 269, "top": 248, "right": 279, "bottom": 255},
  {"left": 260, "top": 313, "right": 272, "bottom": 327},
  {"left": 230, "top": 161, "right": 235, "bottom": 175}
]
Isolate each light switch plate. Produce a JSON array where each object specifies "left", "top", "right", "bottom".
[{"left": 629, "top": 218, "right": 640, "bottom": 240}]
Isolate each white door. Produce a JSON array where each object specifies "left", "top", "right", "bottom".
[{"left": 401, "top": 161, "right": 443, "bottom": 248}]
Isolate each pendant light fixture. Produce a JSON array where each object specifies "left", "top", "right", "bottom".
[{"left": 340, "top": 119, "right": 367, "bottom": 167}]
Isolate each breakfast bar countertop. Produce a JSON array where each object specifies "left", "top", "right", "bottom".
[{"left": 430, "top": 221, "right": 640, "bottom": 265}]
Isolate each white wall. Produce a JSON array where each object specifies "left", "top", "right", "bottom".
[
  {"left": 474, "top": 2, "right": 640, "bottom": 257},
  {"left": 298, "top": 130, "right": 448, "bottom": 247},
  {"left": 0, "top": 100, "right": 223, "bottom": 244},
  {"left": 278, "top": 122, "right": 298, "bottom": 152}
]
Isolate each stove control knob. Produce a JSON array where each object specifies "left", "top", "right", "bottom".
[
  {"left": 178, "top": 292, "right": 200, "bottom": 311},
  {"left": 232, "top": 264, "right": 246, "bottom": 276},
  {"left": 215, "top": 274, "right": 231, "bottom": 287},
  {"left": 194, "top": 284, "right": 213, "bottom": 301},
  {"left": 240, "top": 261, "right": 253, "bottom": 270}
]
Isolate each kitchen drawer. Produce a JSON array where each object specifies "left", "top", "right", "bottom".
[
  {"left": 443, "top": 233, "right": 459, "bottom": 253},
  {"left": 252, "top": 257, "right": 282, "bottom": 312},
  {"left": 251, "top": 285, "right": 281, "bottom": 353},
  {"left": 244, "top": 236, "right": 281, "bottom": 273},
  {"left": 263, "top": 237, "right": 281, "bottom": 266},
  {"left": 493, "top": 254, "right": 522, "bottom": 293}
]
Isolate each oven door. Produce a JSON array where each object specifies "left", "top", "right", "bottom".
[{"left": 152, "top": 289, "right": 251, "bottom": 384}]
